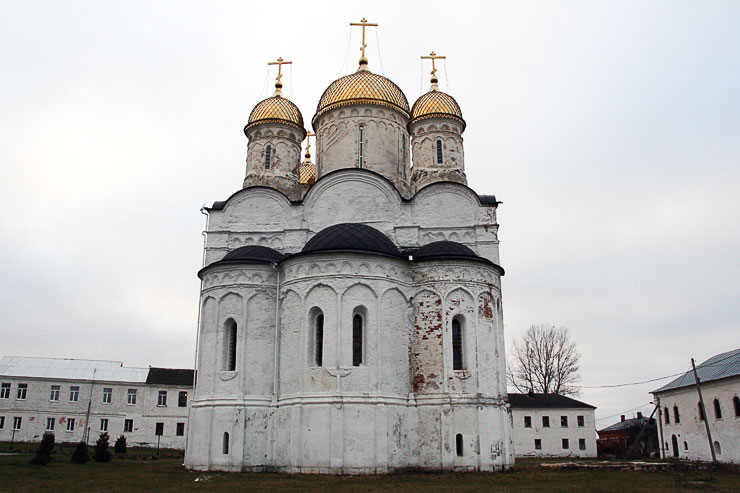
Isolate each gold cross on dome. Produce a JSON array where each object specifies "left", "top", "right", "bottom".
[
  {"left": 305, "top": 130, "right": 316, "bottom": 155},
  {"left": 268, "top": 57, "right": 292, "bottom": 84},
  {"left": 350, "top": 18, "right": 378, "bottom": 59},
  {"left": 421, "top": 51, "right": 446, "bottom": 78}
]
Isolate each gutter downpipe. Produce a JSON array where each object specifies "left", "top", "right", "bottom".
[
  {"left": 270, "top": 262, "right": 281, "bottom": 467},
  {"left": 184, "top": 205, "right": 209, "bottom": 458}
]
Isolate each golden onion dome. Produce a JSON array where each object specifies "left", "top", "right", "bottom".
[
  {"left": 410, "top": 83, "right": 465, "bottom": 130},
  {"left": 245, "top": 88, "right": 306, "bottom": 136},
  {"left": 313, "top": 66, "right": 410, "bottom": 126}
]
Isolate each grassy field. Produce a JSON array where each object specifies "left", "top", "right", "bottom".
[{"left": 1, "top": 446, "right": 739, "bottom": 492}]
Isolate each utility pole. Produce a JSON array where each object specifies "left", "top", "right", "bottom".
[
  {"left": 655, "top": 396, "right": 666, "bottom": 459},
  {"left": 691, "top": 358, "right": 717, "bottom": 464}
]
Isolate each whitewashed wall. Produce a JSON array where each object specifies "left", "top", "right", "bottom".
[{"left": 655, "top": 377, "right": 740, "bottom": 463}]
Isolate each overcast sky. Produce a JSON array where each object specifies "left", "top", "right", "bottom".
[{"left": 1, "top": 0, "right": 738, "bottom": 424}]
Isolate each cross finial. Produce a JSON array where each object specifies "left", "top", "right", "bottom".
[
  {"left": 268, "top": 57, "right": 292, "bottom": 94},
  {"left": 350, "top": 18, "right": 378, "bottom": 68},
  {"left": 305, "top": 130, "right": 316, "bottom": 160},
  {"left": 421, "top": 51, "right": 446, "bottom": 89}
]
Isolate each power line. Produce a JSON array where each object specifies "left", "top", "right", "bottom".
[
  {"left": 581, "top": 371, "right": 688, "bottom": 389},
  {"left": 595, "top": 402, "right": 653, "bottom": 423}
]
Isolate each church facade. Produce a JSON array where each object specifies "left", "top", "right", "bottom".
[{"left": 184, "top": 29, "right": 514, "bottom": 473}]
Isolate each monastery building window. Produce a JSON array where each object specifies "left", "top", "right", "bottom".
[
  {"left": 46, "top": 417, "right": 54, "bottom": 431},
  {"left": 224, "top": 319, "right": 237, "bottom": 371},
  {"left": 223, "top": 432, "right": 230, "bottom": 454},
  {"left": 157, "top": 390, "right": 167, "bottom": 407},
  {"left": 452, "top": 317, "right": 464, "bottom": 370},
  {"left": 358, "top": 126, "right": 365, "bottom": 168},
  {"left": 436, "top": 139, "right": 443, "bottom": 164},
  {"left": 352, "top": 313, "right": 363, "bottom": 366},
  {"left": 265, "top": 145, "right": 272, "bottom": 169},
  {"left": 155, "top": 422, "right": 164, "bottom": 436},
  {"left": 50, "top": 385, "right": 60, "bottom": 402},
  {"left": 579, "top": 438, "right": 586, "bottom": 450},
  {"left": 561, "top": 416, "right": 568, "bottom": 427},
  {"left": 698, "top": 402, "right": 706, "bottom": 421},
  {"left": 16, "top": 383, "right": 27, "bottom": 400},
  {"left": 124, "top": 419, "right": 133, "bottom": 433},
  {"left": 179, "top": 391, "right": 188, "bottom": 407},
  {"left": 0, "top": 382, "right": 9, "bottom": 399},
  {"left": 102, "top": 387, "right": 112, "bottom": 404},
  {"left": 456, "top": 434, "right": 464, "bottom": 456},
  {"left": 69, "top": 386, "right": 79, "bottom": 402},
  {"left": 177, "top": 422, "right": 185, "bottom": 436},
  {"left": 673, "top": 405, "right": 680, "bottom": 423},
  {"left": 13, "top": 416, "right": 22, "bottom": 430},
  {"left": 314, "top": 311, "right": 324, "bottom": 367},
  {"left": 577, "top": 415, "right": 585, "bottom": 427},
  {"left": 733, "top": 396, "right": 740, "bottom": 417},
  {"left": 534, "top": 439, "right": 541, "bottom": 450},
  {"left": 562, "top": 438, "right": 569, "bottom": 449},
  {"left": 664, "top": 407, "right": 670, "bottom": 424},
  {"left": 100, "top": 418, "right": 108, "bottom": 432},
  {"left": 542, "top": 416, "right": 550, "bottom": 428},
  {"left": 127, "top": 389, "right": 137, "bottom": 405},
  {"left": 66, "top": 418, "right": 75, "bottom": 432},
  {"left": 713, "top": 398, "right": 722, "bottom": 419},
  {"left": 524, "top": 416, "right": 532, "bottom": 428}
]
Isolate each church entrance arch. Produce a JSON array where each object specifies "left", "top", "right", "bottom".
[{"left": 671, "top": 434, "right": 679, "bottom": 457}]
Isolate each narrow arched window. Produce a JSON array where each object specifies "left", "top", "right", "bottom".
[
  {"left": 352, "top": 313, "right": 363, "bottom": 366},
  {"left": 436, "top": 139, "right": 443, "bottom": 164},
  {"left": 713, "top": 398, "right": 722, "bottom": 419},
  {"left": 455, "top": 434, "right": 463, "bottom": 457},
  {"left": 698, "top": 401, "right": 706, "bottom": 421},
  {"left": 733, "top": 396, "right": 740, "bottom": 417},
  {"left": 452, "top": 318, "right": 463, "bottom": 371},
  {"left": 664, "top": 407, "right": 670, "bottom": 424},
  {"left": 401, "top": 134, "right": 407, "bottom": 178},
  {"left": 222, "top": 432, "right": 229, "bottom": 454},
  {"left": 358, "top": 126, "right": 365, "bottom": 168},
  {"left": 714, "top": 441, "right": 722, "bottom": 455},
  {"left": 224, "top": 319, "right": 237, "bottom": 371},
  {"left": 315, "top": 313, "right": 324, "bottom": 367},
  {"left": 265, "top": 145, "right": 272, "bottom": 169},
  {"left": 673, "top": 405, "right": 680, "bottom": 423}
]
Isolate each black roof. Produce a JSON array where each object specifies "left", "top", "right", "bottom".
[
  {"left": 198, "top": 245, "right": 283, "bottom": 278},
  {"left": 302, "top": 223, "right": 401, "bottom": 257},
  {"left": 599, "top": 416, "right": 655, "bottom": 433},
  {"left": 221, "top": 245, "right": 284, "bottom": 263},
  {"left": 507, "top": 393, "right": 596, "bottom": 409},
  {"left": 146, "top": 367, "right": 195, "bottom": 387},
  {"left": 414, "top": 241, "right": 484, "bottom": 262}
]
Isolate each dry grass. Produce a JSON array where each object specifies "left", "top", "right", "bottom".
[{"left": 1, "top": 449, "right": 739, "bottom": 492}]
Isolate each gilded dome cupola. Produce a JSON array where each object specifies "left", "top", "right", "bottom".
[
  {"left": 409, "top": 52, "right": 468, "bottom": 192},
  {"left": 311, "top": 18, "right": 412, "bottom": 192},
  {"left": 242, "top": 57, "right": 306, "bottom": 200}
]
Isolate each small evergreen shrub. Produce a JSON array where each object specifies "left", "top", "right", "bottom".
[
  {"left": 114, "top": 434, "right": 127, "bottom": 454},
  {"left": 30, "top": 432, "right": 55, "bottom": 465},
  {"left": 71, "top": 440, "right": 90, "bottom": 464},
  {"left": 94, "top": 432, "right": 112, "bottom": 463}
]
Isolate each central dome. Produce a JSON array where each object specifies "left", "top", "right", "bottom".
[
  {"left": 302, "top": 223, "right": 400, "bottom": 257},
  {"left": 313, "top": 69, "right": 410, "bottom": 125}
]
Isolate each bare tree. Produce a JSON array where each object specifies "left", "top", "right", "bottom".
[{"left": 507, "top": 323, "right": 581, "bottom": 395}]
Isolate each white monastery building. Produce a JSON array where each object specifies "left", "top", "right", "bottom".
[
  {"left": 184, "top": 21, "right": 514, "bottom": 474},
  {"left": 653, "top": 348, "right": 740, "bottom": 463},
  {"left": 0, "top": 356, "right": 193, "bottom": 449},
  {"left": 508, "top": 393, "right": 597, "bottom": 458}
]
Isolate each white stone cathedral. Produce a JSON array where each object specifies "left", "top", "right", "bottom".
[{"left": 184, "top": 26, "right": 514, "bottom": 473}]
